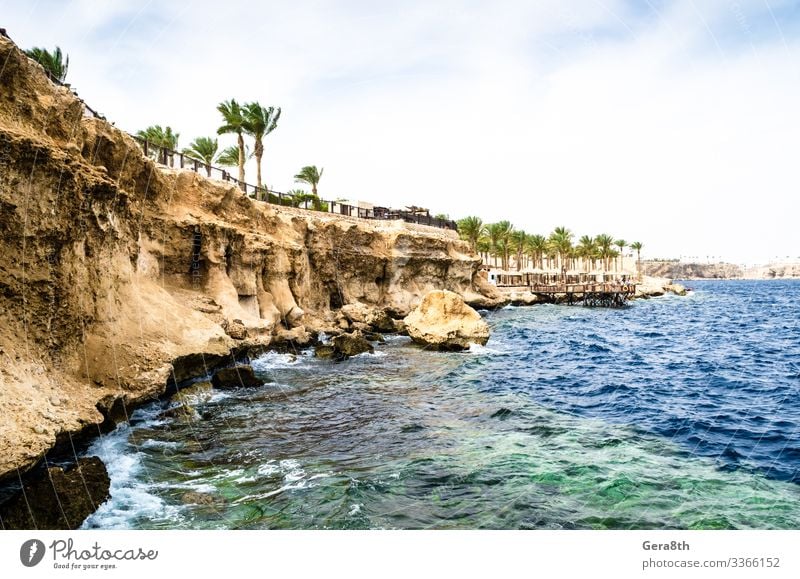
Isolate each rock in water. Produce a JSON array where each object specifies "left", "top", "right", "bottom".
[
  {"left": 211, "top": 365, "right": 262, "bottom": 389},
  {"left": 665, "top": 283, "right": 687, "bottom": 296},
  {"left": 0, "top": 456, "right": 110, "bottom": 529},
  {"left": 331, "top": 332, "right": 374, "bottom": 358},
  {"left": 403, "top": 290, "right": 490, "bottom": 351}
]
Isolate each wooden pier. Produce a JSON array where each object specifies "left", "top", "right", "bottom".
[{"left": 491, "top": 271, "right": 636, "bottom": 307}]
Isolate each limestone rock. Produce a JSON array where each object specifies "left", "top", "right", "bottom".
[
  {"left": 0, "top": 456, "right": 110, "bottom": 529},
  {"left": 211, "top": 365, "right": 262, "bottom": 389},
  {"left": 272, "top": 326, "right": 314, "bottom": 350},
  {"left": 403, "top": 290, "right": 490, "bottom": 351},
  {"left": 222, "top": 318, "right": 248, "bottom": 340},
  {"left": 366, "top": 308, "right": 396, "bottom": 333},
  {"left": 314, "top": 345, "right": 336, "bottom": 359},
  {"left": 331, "top": 332, "right": 374, "bottom": 358},
  {"left": 665, "top": 283, "right": 687, "bottom": 296},
  {"left": 341, "top": 303, "right": 370, "bottom": 324},
  {"left": 507, "top": 291, "right": 540, "bottom": 306}
]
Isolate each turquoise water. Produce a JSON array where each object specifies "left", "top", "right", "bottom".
[{"left": 83, "top": 280, "right": 800, "bottom": 529}]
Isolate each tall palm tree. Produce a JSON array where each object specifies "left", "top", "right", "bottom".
[
  {"left": 182, "top": 137, "right": 218, "bottom": 177},
  {"left": 457, "top": 216, "right": 485, "bottom": 253},
  {"left": 217, "top": 99, "right": 247, "bottom": 183},
  {"left": 485, "top": 222, "right": 505, "bottom": 268},
  {"left": 294, "top": 166, "right": 324, "bottom": 197},
  {"left": 24, "top": 46, "right": 69, "bottom": 82},
  {"left": 526, "top": 234, "right": 547, "bottom": 270},
  {"left": 243, "top": 102, "right": 281, "bottom": 197},
  {"left": 576, "top": 235, "right": 597, "bottom": 271},
  {"left": 548, "top": 226, "right": 573, "bottom": 275},
  {"left": 136, "top": 125, "right": 180, "bottom": 166},
  {"left": 614, "top": 239, "right": 627, "bottom": 272},
  {"left": 595, "top": 234, "right": 614, "bottom": 272},
  {"left": 509, "top": 230, "right": 527, "bottom": 271},
  {"left": 630, "top": 241, "right": 643, "bottom": 278},
  {"left": 493, "top": 220, "right": 514, "bottom": 270},
  {"left": 476, "top": 237, "right": 491, "bottom": 265}
]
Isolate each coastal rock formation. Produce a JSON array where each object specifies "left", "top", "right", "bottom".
[
  {"left": 0, "top": 457, "right": 110, "bottom": 530},
  {"left": 0, "top": 34, "right": 498, "bottom": 482},
  {"left": 211, "top": 366, "right": 262, "bottom": 389},
  {"left": 331, "top": 332, "right": 374, "bottom": 358},
  {"left": 665, "top": 283, "right": 687, "bottom": 296},
  {"left": 404, "top": 290, "right": 490, "bottom": 351},
  {"left": 642, "top": 261, "right": 744, "bottom": 280}
]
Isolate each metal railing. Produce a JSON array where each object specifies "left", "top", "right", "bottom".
[{"left": 128, "top": 133, "right": 457, "bottom": 230}]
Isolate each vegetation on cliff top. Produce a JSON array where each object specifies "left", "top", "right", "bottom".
[{"left": 24, "top": 45, "right": 69, "bottom": 82}]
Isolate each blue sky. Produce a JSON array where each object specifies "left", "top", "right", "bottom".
[{"left": 2, "top": 0, "right": 799, "bottom": 263}]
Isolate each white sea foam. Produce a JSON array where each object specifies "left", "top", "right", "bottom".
[
  {"left": 81, "top": 422, "right": 181, "bottom": 529},
  {"left": 465, "top": 343, "right": 503, "bottom": 356},
  {"left": 348, "top": 503, "right": 362, "bottom": 516},
  {"left": 251, "top": 350, "right": 312, "bottom": 371}
]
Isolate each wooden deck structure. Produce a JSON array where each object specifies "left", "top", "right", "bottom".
[{"left": 492, "top": 271, "right": 636, "bottom": 307}]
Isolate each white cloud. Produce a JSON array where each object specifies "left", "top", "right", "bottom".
[{"left": 2, "top": 0, "right": 798, "bottom": 263}]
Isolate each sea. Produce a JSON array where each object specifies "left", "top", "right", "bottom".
[{"left": 81, "top": 280, "right": 800, "bottom": 529}]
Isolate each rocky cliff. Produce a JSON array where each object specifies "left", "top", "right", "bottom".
[
  {"left": 0, "top": 35, "right": 500, "bottom": 481},
  {"left": 642, "top": 261, "right": 745, "bottom": 279},
  {"left": 643, "top": 261, "right": 800, "bottom": 280}
]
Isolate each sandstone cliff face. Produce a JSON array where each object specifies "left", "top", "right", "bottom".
[
  {"left": 642, "top": 262, "right": 745, "bottom": 279},
  {"left": 642, "top": 261, "right": 800, "bottom": 280},
  {"left": 0, "top": 36, "right": 493, "bottom": 480}
]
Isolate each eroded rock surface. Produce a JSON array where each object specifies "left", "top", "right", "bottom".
[
  {"left": 404, "top": 290, "right": 490, "bottom": 351},
  {"left": 0, "top": 34, "right": 497, "bottom": 481}
]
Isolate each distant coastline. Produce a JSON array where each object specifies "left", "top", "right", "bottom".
[{"left": 641, "top": 260, "right": 800, "bottom": 281}]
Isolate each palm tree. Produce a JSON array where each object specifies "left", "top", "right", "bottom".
[
  {"left": 457, "top": 216, "right": 485, "bottom": 253},
  {"left": 243, "top": 102, "right": 281, "bottom": 198},
  {"left": 182, "top": 137, "right": 218, "bottom": 177},
  {"left": 509, "top": 230, "right": 527, "bottom": 271},
  {"left": 136, "top": 125, "right": 180, "bottom": 166},
  {"left": 595, "top": 234, "right": 614, "bottom": 271},
  {"left": 614, "top": 239, "right": 627, "bottom": 271},
  {"left": 217, "top": 99, "right": 247, "bottom": 183},
  {"left": 294, "top": 165, "right": 324, "bottom": 197},
  {"left": 25, "top": 46, "right": 69, "bottom": 82},
  {"left": 217, "top": 144, "right": 251, "bottom": 167},
  {"left": 493, "top": 221, "right": 514, "bottom": 270},
  {"left": 485, "top": 223, "right": 505, "bottom": 267},
  {"left": 630, "top": 241, "right": 643, "bottom": 278},
  {"left": 476, "top": 236, "right": 491, "bottom": 265},
  {"left": 548, "top": 226, "right": 573, "bottom": 276},
  {"left": 526, "top": 234, "right": 547, "bottom": 270},
  {"left": 576, "top": 235, "right": 597, "bottom": 271}
]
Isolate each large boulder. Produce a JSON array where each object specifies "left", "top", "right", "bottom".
[
  {"left": 211, "top": 365, "right": 262, "bottom": 389},
  {"left": 331, "top": 332, "right": 374, "bottom": 358},
  {"left": 403, "top": 290, "right": 490, "bottom": 351},
  {"left": 665, "top": 283, "right": 687, "bottom": 296},
  {"left": 0, "top": 456, "right": 110, "bottom": 529}
]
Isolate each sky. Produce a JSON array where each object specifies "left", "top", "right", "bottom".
[{"left": 2, "top": 0, "right": 799, "bottom": 264}]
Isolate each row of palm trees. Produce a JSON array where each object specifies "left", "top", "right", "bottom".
[
  {"left": 24, "top": 45, "right": 331, "bottom": 209},
  {"left": 136, "top": 102, "right": 325, "bottom": 205},
  {"left": 457, "top": 217, "right": 643, "bottom": 273}
]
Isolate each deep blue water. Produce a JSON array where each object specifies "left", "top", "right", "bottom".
[{"left": 83, "top": 280, "right": 800, "bottom": 529}]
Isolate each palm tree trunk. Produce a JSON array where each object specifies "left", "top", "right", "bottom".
[{"left": 237, "top": 133, "right": 245, "bottom": 183}]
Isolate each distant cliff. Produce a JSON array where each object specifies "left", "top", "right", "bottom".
[{"left": 642, "top": 261, "right": 800, "bottom": 280}]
